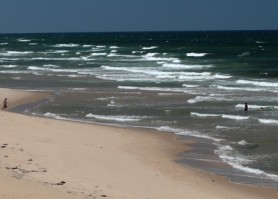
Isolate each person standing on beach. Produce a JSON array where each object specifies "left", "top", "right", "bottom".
[
  {"left": 2, "top": 98, "right": 7, "bottom": 110},
  {"left": 244, "top": 102, "right": 248, "bottom": 111}
]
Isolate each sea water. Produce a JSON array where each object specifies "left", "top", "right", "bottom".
[{"left": 1, "top": 31, "right": 278, "bottom": 187}]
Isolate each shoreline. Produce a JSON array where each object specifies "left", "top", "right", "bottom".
[{"left": 1, "top": 88, "right": 278, "bottom": 199}]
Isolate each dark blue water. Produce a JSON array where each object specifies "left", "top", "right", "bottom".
[{"left": 1, "top": 31, "right": 278, "bottom": 187}]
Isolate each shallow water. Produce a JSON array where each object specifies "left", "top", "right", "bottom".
[{"left": 1, "top": 31, "right": 278, "bottom": 187}]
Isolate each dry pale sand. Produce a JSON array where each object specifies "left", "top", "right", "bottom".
[{"left": 0, "top": 88, "right": 278, "bottom": 199}]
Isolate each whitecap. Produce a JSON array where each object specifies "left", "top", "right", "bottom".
[
  {"left": 222, "top": 115, "right": 249, "bottom": 120},
  {"left": 238, "top": 51, "right": 250, "bottom": 57},
  {"left": 43, "top": 112, "right": 64, "bottom": 120},
  {"left": 216, "top": 126, "right": 239, "bottom": 130},
  {"left": 182, "top": 84, "right": 199, "bottom": 88},
  {"left": 235, "top": 104, "right": 268, "bottom": 109},
  {"left": 43, "top": 64, "right": 60, "bottom": 68},
  {"left": 86, "top": 114, "right": 144, "bottom": 122},
  {"left": 132, "top": 51, "right": 144, "bottom": 54},
  {"left": 71, "top": 88, "right": 88, "bottom": 91},
  {"left": 110, "top": 46, "right": 119, "bottom": 49},
  {"left": 28, "top": 66, "right": 47, "bottom": 71},
  {"left": 11, "top": 77, "right": 21, "bottom": 80},
  {"left": 217, "top": 85, "right": 265, "bottom": 92},
  {"left": 158, "top": 126, "right": 221, "bottom": 142},
  {"left": 0, "top": 65, "right": 18, "bottom": 68},
  {"left": 238, "top": 140, "right": 249, "bottom": 146},
  {"left": 144, "top": 53, "right": 159, "bottom": 57},
  {"left": 191, "top": 112, "right": 220, "bottom": 117},
  {"left": 142, "top": 46, "right": 158, "bottom": 50},
  {"left": 214, "top": 74, "right": 232, "bottom": 79},
  {"left": 82, "top": 45, "right": 93, "bottom": 47},
  {"left": 187, "top": 96, "right": 230, "bottom": 104},
  {"left": 53, "top": 44, "right": 79, "bottom": 47},
  {"left": 237, "top": 80, "right": 278, "bottom": 87},
  {"left": 18, "top": 39, "right": 31, "bottom": 42},
  {"left": 6, "top": 51, "right": 34, "bottom": 56},
  {"left": 118, "top": 86, "right": 192, "bottom": 93},
  {"left": 186, "top": 52, "right": 208, "bottom": 57},
  {"left": 162, "top": 63, "right": 213, "bottom": 70},
  {"left": 91, "top": 52, "right": 107, "bottom": 56},
  {"left": 46, "top": 50, "right": 69, "bottom": 54},
  {"left": 215, "top": 144, "right": 278, "bottom": 181},
  {"left": 258, "top": 119, "right": 278, "bottom": 125}
]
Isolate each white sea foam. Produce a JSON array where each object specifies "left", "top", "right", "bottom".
[
  {"left": 107, "top": 100, "right": 117, "bottom": 107},
  {"left": 256, "top": 41, "right": 266, "bottom": 44},
  {"left": 18, "top": 39, "right": 31, "bottom": 42},
  {"left": 132, "top": 51, "right": 144, "bottom": 54},
  {"left": 214, "top": 74, "right": 232, "bottom": 79},
  {"left": 162, "top": 63, "right": 213, "bottom": 70},
  {"left": 191, "top": 112, "right": 220, "bottom": 117},
  {"left": 237, "top": 80, "right": 278, "bottom": 87},
  {"left": 91, "top": 52, "right": 107, "bottom": 56},
  {"left": 238, "top": 140, "right": 249, "bottom": 146},
  {"left": 31, "top": 57, "right": 82, "bottom": 61},
  {"left": 215, "top": 144, "right": 253, "bottom": 165},
  {"left": 158, "top": 126, "right": 221, "bottom": 142},
  {"left": 182, "top": 84, "right": 199, "bottom": 88},
  {"left": 187, "top": 95, "right": 231, "bottom": 104},
  {"left": 28, "top": 66, "right": 47, "bottom": 71},
  {"left": 215, "top": 144, "right": 278, "bottom": 181},
  {"left": 191, "top": 112, "right": 248, "bottom": 120},
  {"left": 71, "top": 88, "right": 88, "bottom": 91},
  {"left": 82, "top": 45, "right": 94, "bottom": 47},
  {"left": 29, "top": 43, "right": 38, "bottom": 45},
  {"left": 43, "top": 112, "right": 65, "bottom": 120},
  {"left": 118, "top": 86, "right": 192, "bottom": 93},
  {"left": 27, "top": 66, "right": 88, "bottom": 74},
  {"left": 47, "top": 50, "right": 69, "bottom": 54},
  {"left": 235, "top": 104, "right": 268, "bottom": 110},
  {"left": 142, "top": 46, "right": 158, "bottom": 50},
  {"left": 144, "top": 53, "right": 159, "bottom": 57},
  {"left": 86, "top": 114, "right": 144, "bottom": 122},
  {"left": 96, "top": 45, "right": 106, "bottom": 48},
  {"left": 258, "top": 119, "right": 278, "bottom": 125},
  {"left": 96, "top": 97, "right": 117, "bottom": 101},
  {"left": 216, "top": 126, "right": 239, "bottom": 130},
  {"left": 110, "top": 46, "right": 119, "bottom": 49},
  {"left": 2, "top": 51, "right": 34, "bottom": 56},
  {"left": 172, "top": 59, "right": 181, "bottom": 63},
  {"left": 53, "top": 44, "right": 79, "bottom": 47},
  {"left": 11, "top": 77, "right": 21, "bottom": 80},
  {"left": 43, "top": 64, "right": 60, "bottom": 68},
  {"left": 222, "top": 115, "right": 249, "bottom": 120},
  {"left": 186, "top": 52, "right": 208, "bottom": 57},
  {"left": 217, "top": 85, "right": 265, "bottom": 92},
  {"left": 0, "top": 42, "right": 8, "bottom": 45},
  {"left": 238, "top": 51, "right": 250, "bottom": 57},
  {"left": 107, "top": 54, "right": 137, "bottom": 58},
  {"left": 140, "top": 56, "right": 176, "bottom": 62},
  {"left": 101, "top": 66, "right": 210, "bottom": 82},
  {"left": 0, "top": 65, "right": 18, "bottom": 68}
]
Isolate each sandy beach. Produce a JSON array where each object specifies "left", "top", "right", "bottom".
[{"left": 0, "top": 88, "right": 278, "bottom": 199}]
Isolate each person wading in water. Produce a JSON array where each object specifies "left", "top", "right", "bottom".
[{"left": 244, "top": 102, "right": 248, "bottom": 111}]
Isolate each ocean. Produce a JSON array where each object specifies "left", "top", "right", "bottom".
[{"left": 1, "top": 31, "right": 278, "bottom": 188}]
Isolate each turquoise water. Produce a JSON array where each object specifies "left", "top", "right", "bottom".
[{"left": 1, "top": 31, "right": 278, "bottom": 187}]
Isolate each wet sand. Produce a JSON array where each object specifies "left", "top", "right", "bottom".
[{"left": 0, "top": 88, "right": 278, "bottom": 199}]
